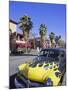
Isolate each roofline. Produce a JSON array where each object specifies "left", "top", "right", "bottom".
[{"left": 9, "top": 19, "right": 18, "bottom": 24}]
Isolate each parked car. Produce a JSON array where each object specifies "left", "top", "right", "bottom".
[{"left": 14, "top": 48, "right": 66, "bottom": 88}]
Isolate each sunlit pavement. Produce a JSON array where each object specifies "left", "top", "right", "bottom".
[{"left": 9, "top": 49, "right": 38, "bottom": 76}]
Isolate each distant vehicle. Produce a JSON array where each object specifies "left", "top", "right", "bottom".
[{"left": 14, "top": 48, "right": 66, "bottom": 88}]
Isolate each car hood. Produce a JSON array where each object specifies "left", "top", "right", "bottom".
[{"left": 18, "top": 62, "right": 58, "bottom": 83}]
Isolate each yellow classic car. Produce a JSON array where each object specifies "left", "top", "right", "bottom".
[
  {"left": 18, "top": 62, "right": 61, "bottom": 84},
  {"left": 14, "top": 48, "right": 66, "bottom": 88}
]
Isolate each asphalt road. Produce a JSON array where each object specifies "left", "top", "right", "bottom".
[{"left": 9, "top": 55, "right": 36, "bottom": 76}]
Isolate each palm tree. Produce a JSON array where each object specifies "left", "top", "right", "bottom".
[
  {"left": 30, "top": 32, "right": 37, "bottom": 49},
  {"left": 55, "top": 35, "right": 61, "bottom": 44},
  {"left": 18, "top": 15, "right": 33, "bottom": 41},
  {"left": 58, "top": 39, "right": 65, "bottom": 48},
  {"left": 39, "top": 24, "right": 47, "bottom": 48},
  {"left": 49, "top": 32, "right": 55, "bottom": 48}
]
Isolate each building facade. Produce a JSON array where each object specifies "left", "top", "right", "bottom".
[{"left": 9, "top": 20, "right": 18, "bottom": 33}]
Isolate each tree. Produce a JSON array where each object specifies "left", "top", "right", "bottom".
[
  {"left": 30, "top": 32, "right": 37, "bottom": 49},
  {"left": 18, "top": 15, "right": 33, "bottom": 41},
  {"left": 58, "top": 39, "right": 65, "bottom": 48},
  {"left": 55, "top": 35, "right": 61, "bottom": 44},
  {"left": 49, "top": 32, "right": 55, "bottom": 48},
  {"left": 39, "top": 24, "right": 47, "bottom": 48}
]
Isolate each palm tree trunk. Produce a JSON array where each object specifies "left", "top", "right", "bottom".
[
  {"left": 51, "top": 39, "right": 55, "bottom": 48},
  {"left": 40, "top": 35, "right": 45, "bottom": 48},
  {"left": 23, "top": 31, "right": 28, "bottom": 41},
  {"left": 23, "top": 30, "right": 29, "bottom": 52}
]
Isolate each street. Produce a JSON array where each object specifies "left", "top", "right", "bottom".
[{"left": 9, "top": 50, "right": 38, "bottom": 76}]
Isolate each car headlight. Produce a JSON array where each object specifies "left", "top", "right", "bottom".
[{"left": 46, "top": 78, "right": 53, "bottom": 86}]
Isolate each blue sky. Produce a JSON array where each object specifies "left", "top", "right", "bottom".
[{"left": 9, "top": 1, "right": 66, "bottom": 41}]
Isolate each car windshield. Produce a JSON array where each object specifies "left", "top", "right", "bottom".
[
  {"left": 29, "top": 49, "right": 65, "bottom": 73},
  {"left": 30, "top": 49, "right": 60, "bottom": 66},
  {"left": 39, "top": 49, "right": 59, "bottom": 58}
]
